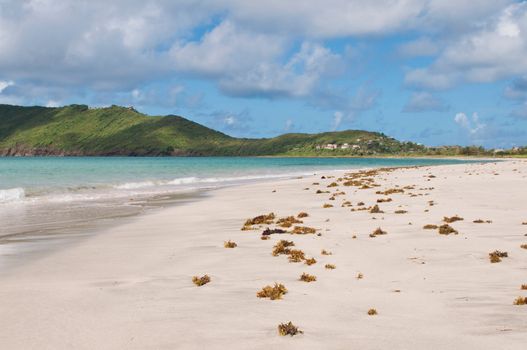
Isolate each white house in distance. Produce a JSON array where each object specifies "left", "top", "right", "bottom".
[
  {"left": 323, "top": 143, "right": 338, "bottom": 150},
  {"left": 316, "top": 143, "right": 362, "bottom": 150}
]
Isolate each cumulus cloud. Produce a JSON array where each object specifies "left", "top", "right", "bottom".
[
  {"left": 170, "top": 21, "right": 285, "bottom": 78},
  {"left": 217, "top": 41, "right": 344, "bottom": 99},
  {"left": 0, "top": 80, "right": 14, "bottom": 93},
  {"left": 222, "top": 0, "right": 511, "bottom": 38},
  {"left": 454, "top": 112, "right": 487, "bottom": 140},
  {"left": 403, "top": 92, "right": 449, "bottom": 113},
  {"left": 0, "top": 0, "right": 521, "bottom": 114},
  {"left": 405, "top": 2, "right": 527, "bottom": 90}
]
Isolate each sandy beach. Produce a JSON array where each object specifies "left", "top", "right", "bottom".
[{"left": 1, "top": 159, "right": 526, "bottom": 349}]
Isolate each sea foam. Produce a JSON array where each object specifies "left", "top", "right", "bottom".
[{"left": 0, "top": 187, "right": 25, "bottom": 203}]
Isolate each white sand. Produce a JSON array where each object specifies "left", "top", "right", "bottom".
[{"left": 1, "top": 160, "right": 527, "bottom": 349}]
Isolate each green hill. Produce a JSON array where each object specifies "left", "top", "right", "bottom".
[{"left": 0, "top": 104, "right": 425, "bottom": 156}]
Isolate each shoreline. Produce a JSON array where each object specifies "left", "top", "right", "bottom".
[
  {"left": 1, "top": 159, "right": 526, "bottom": 349},
  {"left": 0, "top": 190, "right": 207, "bottom": 271},
  {"left": 0, "top": 154, "right": 514, "bottom": 159}
]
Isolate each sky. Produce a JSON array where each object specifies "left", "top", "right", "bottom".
[{"left": 0, "top": 0, "right": 527, "bottom": 148}]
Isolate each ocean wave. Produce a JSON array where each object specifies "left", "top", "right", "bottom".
[
  {"left": 1, "top": 170, "right": 325, "bottom": 206},
  {"left": 0, "top": 187, "right": 25, "bottom": 203},
  {"left": 114, "top": 181, "right": 156, "bottom": 190},
  {"left": 112, "top": 174, "right": 299, "bottom": 190},
  {"left": 166, "top": 177, "right": 199, "bottom": 185}
]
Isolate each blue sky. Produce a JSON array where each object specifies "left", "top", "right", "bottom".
[{"left": 0, "top": 0, "right": 526, "bottom": 148}]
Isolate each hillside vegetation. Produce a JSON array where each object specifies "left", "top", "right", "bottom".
[{"left": 1, "top": 103, "right": 515, "bottom": 157}]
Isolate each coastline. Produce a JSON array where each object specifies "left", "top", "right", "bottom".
[{"left": 1, "top": 159, "right": 526, "bottom": 349}]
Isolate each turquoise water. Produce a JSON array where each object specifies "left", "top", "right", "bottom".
[
  {"left": 0, "top": 157, "right": 478, "bottom": 204},
  {"left": 0, "top": 156, "right": 482, "bottom": 257}
]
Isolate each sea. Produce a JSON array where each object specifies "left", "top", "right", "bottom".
[{"left": 0, "top": 157, "right": 480, "bottom": 266}]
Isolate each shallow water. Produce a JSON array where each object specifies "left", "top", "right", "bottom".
[
  {"left": 0, "top": 156, "right": 479, "bottom": 207},
  {"left": 0, "top": 156, "right": 481, "bottom": 268}
]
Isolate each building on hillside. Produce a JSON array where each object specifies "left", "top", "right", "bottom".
[
  {"left": 340, "top": 143, "right": 349, "bottom": 149},
  {"left": 323, "top": 143, "right": 338, "bottom": 150}
]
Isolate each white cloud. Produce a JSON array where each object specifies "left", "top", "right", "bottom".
[
  {"left": 218, "top": 41, "right": 343, "bottom": 98},
  {"left": 223, "top": 0, "right": 423, "bottom": 38},
  {"left": 0, "top": 80, "right": 14, "bottom": 93},
  {"left": 222, "top": 0, "right": 512, "bottom": 38},
  {"left": 406, "top": 2, "right": 527, "bottom": 90},
  {"left": 0, "top": 0, "right": 520, "bottom": 107},
  {"left": 224, "top": 116, "right": 236, "bottom": 126},
  {"left": 45, "top": 100, "right": 60, "bottom": 107},
  {"left": 284, "top": 119, "right": 294, "bottom": 132},
  {"left": 454, "top": 112, "right": 470, "bottom": 128},
  {"left": 403, "top": 92, "right": 448, "bottom": 112},
  {"left": 170, "top": 21, "right": 285, "bottom": 78},
  {"left": 454, "top": 112, "right": 487, "bottom": 136}
]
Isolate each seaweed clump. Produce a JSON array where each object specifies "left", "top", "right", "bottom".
[
  {"left": 513, "top": 297, "right": 527, "bottom": 305},
  {"left": 443, "top": 215, "right": 464, "bottom": 223},
  {"left": 299, "top": 273, "right": 317, "bottom": 282},
  {"left": 224, "top": 240, "right": 237, "bottom": 248},
  {"left": 367, "top": 309, "right": 378, "bottom": 315},
  {"left": 438, "top": 224, "right": 458, "bottom": 235},
  {"left": 489, "top": 250, "right": 508, "bottom": 263},
  {"left": 192, "top": 275, "right": 211, "bottom": 286},
  {"left": 288, "top": 249, "right": 306, "bottom": 263},
  {"left": 242, "top": 213, "right": 275, "bottom": 230},
  {"left": 321, "top": 249, "right": 332, "bottom": 255},
  {"left": 376, "top": 188, "right": 404, "bottom": 195},
  {"left": 305, "top": 257, "right": 317, "bottom": 266},
  {"left": 262, "top": 228, "right": 287, "bottom": 236},
  {"left": 276, "top": 216, "right": 303, "bottom": 228},
  {"left": 292, "top": 226, "right": 317, "bottom": 234},
  {"left": 473, "top": 219, "right": 492, "bottom": 223},
  {"left": 370, "top": 204, "right": 383, "bottom": 214},
  {"left": 257, "top": 283, "right": 288, "bottom": 300},
  {"left": 369, "top": 227, "right": 387, "bottom": 237},
  {"left": 278, "top": 322, "right": 303, "bottom": 336},
  {"left": 297, "top": 212, "right": 309, "bottom": 218},
  {"left": 376, "top": 198, "right": 392, "bottom": 203},
  {"left": 272, "top": 240, "right": 295, "bottom": 256},
  {"left": 423, "top": 224, "right": 438, "bottom": 229},
  {"left": 325, "top": 264, "right": 336, "bottom": 269}
]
